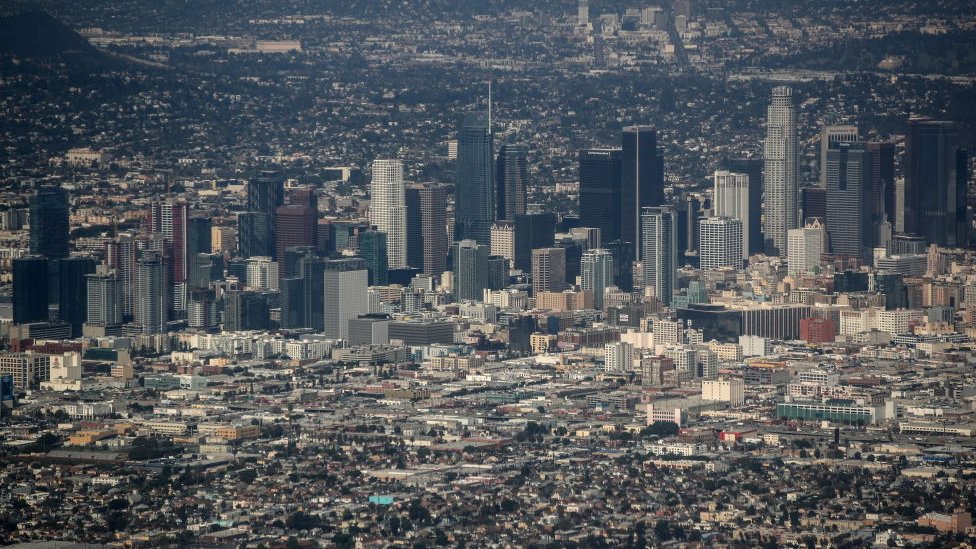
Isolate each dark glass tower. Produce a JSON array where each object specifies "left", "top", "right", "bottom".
[
  {"left": 29, "top": 186, "right": 70, "bottom": 259},
  {"left": 496, "top": 143, "right": 528, "bottom": 221},
  {"left": 513, "top": 213, "right": 556, "bottom": 272},
  {"left": 866, "top": 142, "right": 895, "bottom": 223},
  {"left": 579, "top": 149, "right": 623, "bottom": 243},
  {"left": 245, "top": 172, "right": 285, "bottom": 258},
  {"left": 622, "top": 126, "right": 665, "bottom": 251},
  {"left": 358, "top": 228, "right": 389, "bottom": 286},
  {"left": 904, "top": 118, "right": 966, "bottom": 247},
  {"left": 455, "top": 112, "right": 495, "bottom": 245},
  {"left": 238, "top": 212, "right": 274, "bottom": 259},
  {"left": 59, "top": 256, "right": 95, "bottom": 337},
  {"left": 12, "top": 257, "right": 49, "bottom": 324},
  {"left": 725, "top": 157, "right": 763, "bottom": 255}
]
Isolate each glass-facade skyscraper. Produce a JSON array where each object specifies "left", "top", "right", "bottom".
[{"left": 455, "top": 112, "right": 495, "bottom": 246}]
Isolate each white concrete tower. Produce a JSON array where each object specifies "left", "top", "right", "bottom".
[
  {"left": 369, "top": 159, "right": 407, "bottom": 268},
  {"left": 713, "top": 170, "right": 750, "bottom": 260}
]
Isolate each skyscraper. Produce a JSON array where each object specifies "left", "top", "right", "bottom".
[
  {"left": 405, "top": 183, "right": 448, "bottom": 275},
  {"left": 787, "top": 219, "right": 827, "bottom": 276},
  {"left": 148, "top": 201, "right": 188, "bottom": 313},
  {"left": 12, "top": 257, "right": 48, "bottom": 324},
  {"left": 622, "top": 126, "right": 665, "bottom": 251},
  {"left": 275, "top": 204, "right": 317, "bottom": 265},
  {"left": 724, "top": 158, "right": 763, "bottom": 256},
  {"left": 453, "top": 240, "right": 488, "bottom": 302},
  {"left": 29, "top": 186, "right": 69, "bottom": 260},
  {"left": 579, "top": 149, "right": 623, "bottom": 243},
  {"left": 370, "top": 159, "right": 407, "bottom": 268},
  {"left": 819, "top": 125, "right": 858, "bottom": 188},
  {"left": 641, "top": 206, "right": 677, "bottom": 305},
  {"left": 455, "top": 112, "right": 495, "bottom": 245},
  {"left": 800, "top": 187, "right": 828, "bottom": 224},
  {"left": 825, "top": 142, "right": 874, "bottom": 261},
  {"left": 106, "top": 236, "right": 136, "bottom": 321},
  {"left": 358, "top": 228, "right": 389, "bottom": 286},
  {"left": 713, "top": 170, "right": 750, "bottom": 260},
  {"left": 867, "top": 141, "right": 896, "bottom": 224},
  {"left": 606, "top": 240, "right": 634, "bottom": 292},
  {"left": 581, "top": 248, "right": 613, "bottom": 310},
  {"left": 238, "top": 212, "right": 274, "bottom": 259},
  {"left": 532, "top": 248, "right": 567, "bottom": 296},
  {"left": 135, "top": 251, "right": 166, "bottom": 334},
  {"left": 496, "top": 143, "right": 528, "bottom": 221},
  {"left": 86, "top": 266, "right": 122, "bottom": 327},
  {"left": 763, "top": 86, "right": 798, "bottom": 256},
  {"left": 244, "top": 172, "right": 285, "bottom": 258},
  {"left": 904, "top": 118, "right": 968, "bottom": 247},
  {"left": 59, "top": 256, "right": 95, "bottom": 337},
  {"left": 699, "top": 217, "right": 743, "bottom": 271},
  {"left": 513, "top": 213, "right": 556, "bottom": 272},
  {"left": 324, "top": 258, "right": 369, "bottom": 340}
]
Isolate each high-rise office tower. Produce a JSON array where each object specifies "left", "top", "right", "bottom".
[
  {"left": 819, "top": 125, "right": 859, "bottom": 188},
  {"left": 622, "top": 126, "right": 665, "bottom": 251},
  {"left": 724, "top": 158, "right": 763, "bottom": 256},
  {"left": 135, "top": 251, "right": 166, "bottom": 334},
  {"left": 455, "top": 112, "right": 495, "bottom": 245},
  {"left": 287, "top": 186, "right": 318, "bottom": 210},
  {"left": 211, "top": 226, "right": 236, "bottom": 255},
  {"left": 280, "top": 277, "right": 305, "bottom": 330},
  {"left": 275, "top": 204, "right": 317, "bottom": 265},
  {"left": 323, "top": 258, "right": 368, "bottom": 340},
  {"left": 247, "top": 172, "right": 285, "bottom": 219},
  {"left": 187, "top": 217, "right": 212, "bottom": 288},
  {"left": 496, "top": 144, "right": 528, "bottom": 221},
  {"left": 302, "top": 256, "right": 327, "bottom": 332},
  {"left": 905, "top": 118, "right": 968, "bottom": 247},
  {"left": 763, "top": 86, "right": 798, "bottom": 256},
  {"left": 787, "top": 219, "right": 826, "bottom": 276},
  {"left": 825, "top": 142, "right": 874, "bottom": 261},
  {"left": 58, "top": 256, "right": 95, "bottom": 337},
  {"left": 12, "top": 257, "right": 48, "bottom": 324},
  {"left": 86, "top": 266, "right": 122, "bottom": 327},
  {"left": 244, "top": 172, "right": 285, "bottom": 259},
  {"left": 581, "top": 248, "right": 614, "bottom": 310},
  {"left": 606, "top": 240, "right": 634, "bottom": 292},
  {"left": 238, "top": 212, "right": 274, "bottom": 259},
  {"left": 641, "top": 206, "right": 677, "bottom": 305},
  {"left": 106, "top": 236, "right": 136, "bottom": 321},
  {"left": 532, "top": 248, "right": 567, "bottom": 295},
  {"left": 487, "top": 255, "right": 508, "bottom": 291},
  {"left": 513, "top": 213, "right": 556, "bottom": 272},
  {"left": 867, "top": 141, "right": 896, "bottom": 224},
  {"left": 490, "top": 221, "right": 516, "bottom": 267},
  {"left": 699, "top": 217, "right": 743, "bottom": 271},
  {"left": 453, "top": 240, "right": 488, "bottom": 302},
  {"left": 358, "top": 228, "right": 389, "bottom": 286},
  {"left": 148, "top": 201, "right": 189, "bottom": 313},
  {"left": 713, "top": 170, "right": 750, "bottom": 260},
  {"left": 370, "top": 159, "right": 407, "bottom": 268},
  {"left": 557, "top": 237, "right": 584, "bottom": 288},
  {"left": 29, "top": 185, "right": 70, "bottom": 260},
  {"left": 405, "top": 183, "right": 448, "bottom": 275},
  {"left": 800, "top": 187, "right": 827, "bottom": 224},
  {"left": 224, "top": 290, "right": 270, "bottom": 332},
  {"left": 579, "top": 149, "right": 623, "bottom": 243}
]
